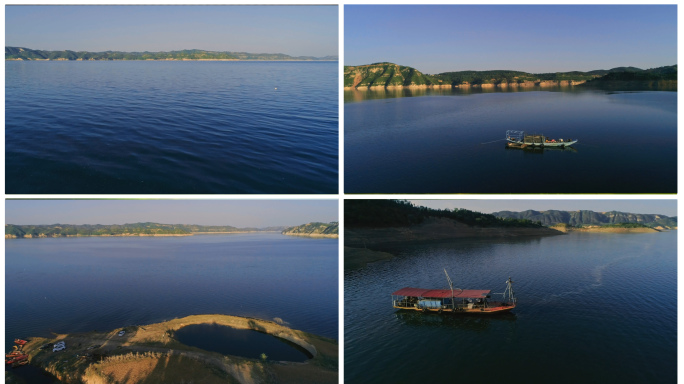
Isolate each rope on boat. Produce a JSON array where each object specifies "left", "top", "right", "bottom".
[{"left": 480, "top": 138, "right": 507, "bottom": 145}]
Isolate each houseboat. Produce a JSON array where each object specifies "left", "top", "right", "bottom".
[
  {"left": 392, "top": 271, "right": 516, "bottom": 314},
  {"left": 506, "top": 130, "right": 577, "bottom": 148}
]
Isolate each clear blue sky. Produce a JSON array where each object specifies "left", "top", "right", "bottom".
[
  {"left": 5, "top": 200, "right": 338, "bottom": 227},
  {"left": 410, "top": 200, "right": 677, "bottom": 217},
  {"left": 5, "top": 5, "right": 338, "bottom": 57},
  {"left": 345, "top": 5, "right": 676, "bottom": 74}
]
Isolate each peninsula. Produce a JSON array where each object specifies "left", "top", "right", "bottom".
[
  {"left": 5, "top": 47, "right": 338, "bottom": 61},
  {"left": 344, "top": 62, "right": 676, "bottom": 90},
  {"left": 15, "top": 314, "right": 337, "bottom": 384},
  {"left": 344, "top": 200, "right": 563, "bottom": 270}
]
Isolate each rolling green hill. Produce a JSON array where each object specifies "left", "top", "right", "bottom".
[{"left": 5, "top": 47, "right": 337, "bottom": 61}]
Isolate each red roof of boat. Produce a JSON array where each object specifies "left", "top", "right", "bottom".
[{"left": 392, "top": 287, "right": 490, "bottom": 298}]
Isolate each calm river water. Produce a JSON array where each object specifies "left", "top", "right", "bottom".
[
  {"left": 344, "top": 231, "right": 676, "bottom": 383},
  {"left": 5, "top": 233, "right": 338, "bottom": 352},
  {"left": 6, "top": 61, "right": 338, "bottom": 194},
  {"left": 345, "top": 89, "right": 676, "bottom": 193}
]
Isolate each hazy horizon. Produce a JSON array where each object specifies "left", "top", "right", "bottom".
[
  {"left": 6, "top": 5, "right": 338, "bottom": 57},
  {"left": 345, "top": 5, "right": 676, "bottom": 74},
  {"left": 5, "top": 200, "right": 339, "bottom": 227}
]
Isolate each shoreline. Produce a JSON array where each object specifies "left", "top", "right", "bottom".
[
  {"left": 551, "top": 226, "right": 664, "bottom": 233},
  {"left": 282, "top": 233, "right": 339, "bottom": 239},
  {"left": 5, "top": 231, "right": 285, "bottom": 239},
  {"left": 19, "top": 314, "right": 337, "bottom": 384},
  {"left": 7, "top": 58, "right": 338, "bottom": 62}
]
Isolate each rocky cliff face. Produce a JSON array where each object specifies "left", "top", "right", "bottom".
[
  {"left": 282, "top": 222, "right": 339, "bottom": 238},
  {"left": 493, "top": 210, "right": 677, "bottom": 229}
]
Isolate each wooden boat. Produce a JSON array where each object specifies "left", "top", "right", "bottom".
[
  {"left": 392, "top": 271, "right": 516, "bottom": 315},
  {"left": 506, "top": 130, "right": 577, "bottom": 148}
]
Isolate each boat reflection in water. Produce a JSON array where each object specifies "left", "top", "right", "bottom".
[
  {"left": 505, "top": 144, "right": 578, "bottom": 154},
  {"left": 394, "top": 310, "right": 516, "bottom": 333}
]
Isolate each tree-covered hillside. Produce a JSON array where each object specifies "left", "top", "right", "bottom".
[
  {"left": 344, "top": 63, "right": 438, "bottom": 88},
  {"left": 345, "top": 200, "right": 543, "bottom": 228}
]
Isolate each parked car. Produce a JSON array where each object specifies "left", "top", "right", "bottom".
[
  {"left": 118, "top": 331, "right": 125, "bottom": 337},
  {"left": 53, "top": 344, "right": 65, "bottom": 352}
]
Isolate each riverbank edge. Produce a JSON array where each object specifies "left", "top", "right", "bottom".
[
  {"left": 282, "top": 233, "right": 339, "bottom": 239},
  {"left": 551, "top": 226, "right": 666, "bottom": 233},
  {"left": 7, "top": 58, "right": 337, "bottom": 62},
  {"left": 4, "top": 231, "right": 284, "bottom": 239},
  {"left": 343, "top": 79, "right": 676, "bottom": 91},
  {"left": 20, "top": 314, "right": 338, "bottom": 384}
]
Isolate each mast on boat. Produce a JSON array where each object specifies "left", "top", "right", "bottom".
[{"left": 503, "top": 277, "right": 516, "bottom": 305}]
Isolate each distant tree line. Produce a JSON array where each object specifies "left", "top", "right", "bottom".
[
  {"left": 5, "top": 222, "right": 282, "bottom": 238},
  {"left": 6, "top": 47, "right": 338, "bottom": 61},
  {"left": 345, "top": 200, "right": 543, "bottom": 228}
]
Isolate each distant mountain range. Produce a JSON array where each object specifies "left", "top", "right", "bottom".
[
  {"left": 5, "top": 47, "right": 338, "bottom": 61},
  {"left": 5, "top": 222, "right": 288, "bottom": 238},
  {"left": 344, "top": 62, "right": 676, "bottom": 89},
  {"left": 491, "top": 210, "right": 677, "bottom": 229}
]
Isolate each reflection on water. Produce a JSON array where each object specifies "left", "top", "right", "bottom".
[
  {"left": 394, "top": 310, "right": 516, "bottom": 332},
  {"left": 344, "top": 83, "right": 676, "bottom": 103},
  {"left": 504, "top": 145, "right": 578, "bottom": 154}
]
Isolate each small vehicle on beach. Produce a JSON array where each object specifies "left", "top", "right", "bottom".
[
  {"left": 392, "top": 270, "right": 516, "bottom": 315},
  {"left": 506, "top": 130, "right": 577, "bottom": 148},
  {"left": 118, "top": 331, "right": 126, "bottom": 337}
]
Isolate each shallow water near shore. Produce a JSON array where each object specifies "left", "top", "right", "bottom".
[
  {"left": 5, "top": 233, "right": 338, "bottom": 352},
  {"left": 344, "top": 231, "right": 676, "bottom": 383},
  {"left": 6, "top": 61, "right": 338, "bottom": 194},
  {"left": 345, "top": 88, "right": 676, "bottom": 193}
]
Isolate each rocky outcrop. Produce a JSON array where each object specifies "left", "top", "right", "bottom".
[{"left": 282, "top": 222, "right": 338, "bottom": 238}]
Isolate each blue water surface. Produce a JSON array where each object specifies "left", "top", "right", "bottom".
[
  {"left": 6, "top": 61, "right": 338, "bottom": 194},
  {"left": 5, "top": 233, "right": 338, "bottom": 351},
  {"left": 345, "top": 231, "right": 676, "bottom": 383},
  {"left": 345, "top": 89, "right": 676, "bottom": 193}
]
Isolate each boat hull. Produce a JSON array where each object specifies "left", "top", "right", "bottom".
[
  {"left": 507, "top": 140, "right": 577, "bottom": 148},
  {"left": 393, "top": 304, "right": 515, "bottom": 315}
]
